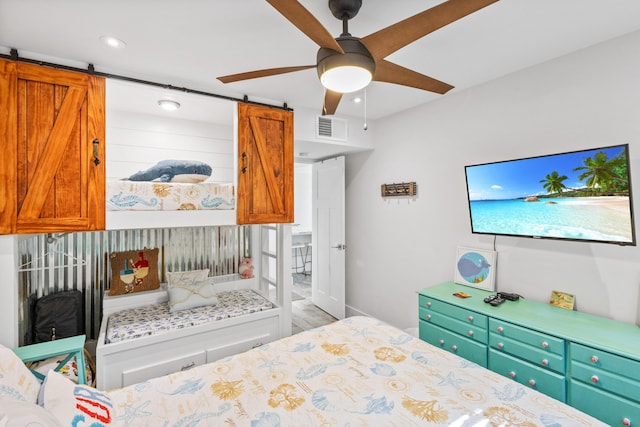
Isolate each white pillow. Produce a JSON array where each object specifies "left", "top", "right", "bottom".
[
  {"left": 42, "top": 370, "right": 113, "bottom": 426},
  {"left": 0, "top": 344, "right": 40, "bottom": 403},
  {"left": 166, "top": 269, "right": 209, "bottom": 286},
  {"left": 168, "top": 278, "right": 218, "bottom": 312},
  {"left": 0, "top": 397, "right": 62, "bottom": 426}
]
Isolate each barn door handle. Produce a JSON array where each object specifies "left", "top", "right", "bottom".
[
  {"left": 92, "top": 139, "right": 101, "bottom": 166},
  {"left": 241, "top": 152, "right": 247, "bottom": 174}
]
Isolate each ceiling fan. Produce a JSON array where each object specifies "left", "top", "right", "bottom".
[{"left": 217, "top": 0, "right": 499, "bottom": 115}]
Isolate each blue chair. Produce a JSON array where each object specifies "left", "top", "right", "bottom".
[{"left": 12, "top": 334, "right": 87, "bottom": 385}]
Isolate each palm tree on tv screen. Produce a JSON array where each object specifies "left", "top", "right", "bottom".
[
  {"left": 540, "top": 171, "right": 568, "bottom": 195},
  {"left": 573, "top": 150, "right": 628, "bottom": 194}
]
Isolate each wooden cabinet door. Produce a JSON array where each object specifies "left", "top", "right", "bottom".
[
  {"left": 237, "top": 103, "right": 293, "bottom": 224},
  {"left": 0, "top": 59, "right": 105, "bottom": 234}
]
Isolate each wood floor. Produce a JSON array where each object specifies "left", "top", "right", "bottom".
[{"left": 291, "top": 273, "right": 337, "bottom": 334}]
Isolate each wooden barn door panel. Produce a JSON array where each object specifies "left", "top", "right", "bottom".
[
  {"left": 237, "top": 103, "right": 293, "bottom": 224},
  {"left": 0, "top": 59, "right": 105, "bottom": 234}
]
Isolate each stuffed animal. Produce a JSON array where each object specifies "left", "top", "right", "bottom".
[{"left": 238, "top": 257, "right": 254, "bottom": 279}]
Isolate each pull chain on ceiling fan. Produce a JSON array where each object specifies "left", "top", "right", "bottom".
[{"left": 217, "top": 0, "right": 500, "bottom": 115}]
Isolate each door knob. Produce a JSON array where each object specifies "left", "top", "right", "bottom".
[{"left": 331, "top": 244, "right": 346, "bottom": 250}]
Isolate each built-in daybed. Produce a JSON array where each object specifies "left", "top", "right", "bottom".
[{"left": 96, "top": 275, "right": 283, "bottom": 390}]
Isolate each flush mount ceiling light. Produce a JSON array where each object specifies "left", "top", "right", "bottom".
[
  {"left": 317, "top": 37, "right": 375, "bottom": 94},
  {"left": 157, "top": 99, "right": 181, "bottom": 111},
  {"left": 99, "top": 35, "right": 127, "bottom": 49}
]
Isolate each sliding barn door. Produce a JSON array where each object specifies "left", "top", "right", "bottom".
[
  {"left": 0, "top": 59, "right": 105, "bottom": 234},
  {"left": 236, "top": 103, "right": 294, "bottom": 224}
]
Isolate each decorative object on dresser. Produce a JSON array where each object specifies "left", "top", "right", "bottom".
[
  {"left": 419, "top": 281, "right": 640, "bottom": 426},
  {"left": 550, "top": 290, "right": 576, "bottom": 310},
  {"left": 108, "top": 248, "right": 160, "bottom": 295},
  {"left": 453, "top": 246, "right": 497, "bottom": 291}
]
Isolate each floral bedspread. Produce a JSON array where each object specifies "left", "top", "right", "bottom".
[
  {"left": 106, "top": 180, "right": 234, "bottom": 211},
  {"left": 106, "top": 316, "right": 604, "bottom": 426}
]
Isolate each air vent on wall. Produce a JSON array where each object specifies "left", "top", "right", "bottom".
[{"left": 316, "top": 116, "right": 347, "bottom": 142}]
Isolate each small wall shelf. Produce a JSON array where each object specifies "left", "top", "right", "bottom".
[{"left": 381, "top": 182, "right": 417, "bottom": 197}]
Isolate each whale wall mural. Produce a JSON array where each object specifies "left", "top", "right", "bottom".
[{"left": 454, "top": 247, "right": 497, "bottom": 291}]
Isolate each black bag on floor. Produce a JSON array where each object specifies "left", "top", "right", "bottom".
[{"left": 33, "top": 290, "right": 85, "bottom": 343}]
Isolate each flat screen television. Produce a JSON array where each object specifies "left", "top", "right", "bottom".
[{"left": 464, "top": 144, "right": 636, "bottom": 246}]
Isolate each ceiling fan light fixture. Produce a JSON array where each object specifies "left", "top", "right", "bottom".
[
  {"left": 317, "top": 37, "right": 375, "bottom": 94},
  {"left": 321, "top": 66, "right": 371, "bottom": 93}
]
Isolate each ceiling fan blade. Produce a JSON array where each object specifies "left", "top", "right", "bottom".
[
  {"left": 361, "top": 0, "right": 499, "bottom": 60},
  {"left": 217, "top": 65, "right": 315, "bottom": 84},
  {"left": 322, "top": 90, "right": 343, "bottom": 115},
  {"left": 267, "top": 0, "right": 344, "bottom": 53},
  {"left": 373, "top": 60, "right": 454, "bottom": 94}
]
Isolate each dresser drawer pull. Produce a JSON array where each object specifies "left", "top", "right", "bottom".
[
  {"left": 541, "top": 341, "right": 549, "bottom": 349},
  {"left": 438, "top": 339, "right": 444, "bottom": 346},
  {"left": 528, "top": 379, "right": 536, "bottom": 387},
  {"left": 541, "top": 359, "right": 549, "bottom": 366},
  {"left": 180, "top": 361, "right": 196, "bottom": 371},
  {"left": 426, "top": 314, "right": 431, "bottom": 320},
  {"left": 590, "top": 375, "right": 599, "bottom": 383},
  {"left": 467, "top": 315, "right": 473, "bottom": 322},
  {"left": 590, "top": 355, "right": 599, "bottom": 363},
  {"left": 252, "top": 342, "right": 264, "bottom": 349},
  {"left": 509, "top": 371, "right": 516, "bottom": 378},
  {"left": 497, "top": 342, "right": 504, "bottom": 349},
  {"left": 451, "top": 345, "right": 458, "bottom": 352},
  {"left": 622, "top": 417, "right": 631, "bottom": 426},
  {"left": 426, "top": 301, "right": 432, "bottom": 307},
  {"left": 496, "top": 326, "right": 504, "bottom": 333},
  {"left": 467, "top": 330, "right": 473, "bottom": 337}
]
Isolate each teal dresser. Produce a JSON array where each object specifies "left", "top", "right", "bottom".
[{"left": 419, "top": 282, "right": 640, "bottom": 426}]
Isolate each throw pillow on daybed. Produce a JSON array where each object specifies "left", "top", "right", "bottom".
[
  {"left": 0, "top": 343, "right": 40, "bottom": 403},
  {"left": 42, "top": 370, "right": 113, "bottom": 426},
  {"left": 108, "top": 248, "right": 160, "bottom": 295},
  {"left": 166, "top": 269, "right": 218, "bottom": 312},
  {"left": 0, "top": 397, "right": 62, "bottom": 427}
]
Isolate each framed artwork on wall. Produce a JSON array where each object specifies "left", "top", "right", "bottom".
[{"left": 453, "top": 247, "right": 497, "bottom": 291}]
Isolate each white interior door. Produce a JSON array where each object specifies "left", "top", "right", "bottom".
[{"left": 312, "top": 156, "right": 345, "bottom": 319}]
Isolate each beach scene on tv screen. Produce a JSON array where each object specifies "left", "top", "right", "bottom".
[{"left": 466, "top": 145, "right": 634, "bottom": 243}]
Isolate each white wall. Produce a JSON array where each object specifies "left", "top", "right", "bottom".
[{"left": 345, "top": 30, "right": 640, "bottom": 330}]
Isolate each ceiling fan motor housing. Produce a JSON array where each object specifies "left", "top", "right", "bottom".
[{"left": 316, "top": 36, "right": 376, "bottom": 84}]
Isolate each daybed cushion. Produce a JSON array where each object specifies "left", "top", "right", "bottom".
[
  {"left": 106, "top": 289, "right": 272, "bottom": 344},
  {"left": 0, "top": 397, "right": 62, "bottom": 427},
  {"left": 0, "top": 344, "right": 40, "bottom": 403},
  {"left": 42, "top": 370, "right": 113, "bottom": 426}
]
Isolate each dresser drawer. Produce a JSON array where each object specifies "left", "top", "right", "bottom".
[
  {"left": 420, "top": 320, "right": 487, "bottom": 366},
  {"left": 571, "top": 360, "right": 640, "bottom": 401},
  {"left": 489, "top": 333, "right": 565, "bottom": 374},
  {"left": 489, "top": 318, "right": 564, "bottom": 358},
  {"left": 571, "top": 342, "right": 640, "bottom": 384},
  {"left": 419, "top": 295, "right": 488, "bottom": 329},
  {"left": 421, "top": 307, "right": 488, "bottom": 344},
  {"left": 569, "top": 379, "right": 640, "bottom": 426},
  {"left": 489, "top": 349, "right": 565, "bottom": 402}
]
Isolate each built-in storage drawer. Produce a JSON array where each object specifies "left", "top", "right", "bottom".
[
  {"left": 206, "top": 315, "right": 279, "bottom": 362},
  {"left": 569, "top": 379, "right": 640, "bottom": 427},
  {"left": 419, "top": 296, "right": 488, "bottom": 344},
  {"left": 489, "top": 349, "right": 565, "bottom": 402},
  {"left": 122, "top": 350, "right": 206, "bottom": 387},
  {"left": 420, "top": 320, "right": 487, "bottom": 366}
]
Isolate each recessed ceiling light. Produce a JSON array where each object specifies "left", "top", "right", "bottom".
[
  {"left": 157, "top": 99, "right": 181, "bottom": 111},
  {"left": 99, "top": 35, "right": 127, "bottom": 49},
  {"left": 352, "top": 96, "right": 362, "bottom": 103}
]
